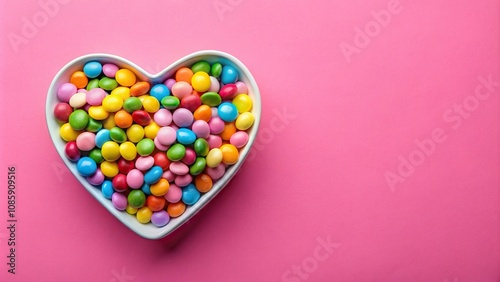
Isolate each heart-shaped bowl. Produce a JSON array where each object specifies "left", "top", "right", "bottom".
[{"left": 45, "top": 50, "right": 261, "bottom": 239}]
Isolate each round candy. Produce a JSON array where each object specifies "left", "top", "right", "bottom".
[
  {"left": 175, "top": 174, "right": 192, "bottom": 187},
  {"left": 235, "top": 112, "right": 255, "bottom": 130},
  {"left": 191, "top": 61, "right": 211, "bottom": 73},
  {"left": 147, "top": 195, "right": 166, "bottom": 211},
  {"left": 76, "top": 157, "right": 97, "bottom": 176},
  {"left": 99, "top": 77, "right": 118, "bottom": 91},
  {"left": 83, "top": 61, "right": 102, "bottom": 78},
  {"left": 69, "top": 92, "right": 87, "bottom": 108},
  {"left": 150, "top": 84, "right": 170, "bottom": 103},
  {"left": 164, "top": 184, "right": 182, "bottom": 203},
  {"left": 208, "top": 117, "right": 225, "bottom": 134},
  {"left": 101, "top": 180, "right": 114, "bottom": 199},
  {"left": 109, "top": 127, "right": 127, "bottom": 143},
  {"left": 207, "top": 134, "right": 222, "bottom": 149},
  {"left": 102, "top": 94, "right": 124, "bottom": 112},
  {"left": 86, "top": 118, "right": 102, "bottom": 132},
  {"left": 130, "top": 81, "right": 150, "bottom": 96},
  {"left": 112, "top": 193, "right": 128, "bottom": 211},
  {"left": 100, "top": 161, "right": 119, "bottom": 178},
  {"left": 167, "top": 202, "right": 186, "bottom": 218},
  {"left": 180, "top": 95, "right": 201, "bottom": 112},
  {"left": 230, "top": 131, "right": 249, "bottom": 148},
  {"left": 65, "top": 141, "right": 81, "bottom": 162},
  {"left": 211, "top": 62, "right": 222, "bottom": 78},
  {"left": 200, "top": 92, "right": 221, "bottom": 107},
  {"left": 59, "top": 123, "right": 80, "bottom": 141},
  {"left": 191, "top": 71, "right": 211, "bottom": 92},
  {"left": 95, "top": 129, "right": 111, "bottom": 148},
  {"left": 153, "top": 109, "right": 172, "bottom": 126},
  {"left": 123, "top": 97, "right": 142, "bottom": 113},
  {"left": 171, "top": 81, "right": 192, "bottom": 99},
  {"left": 115, "top": 68, "right": 136, "bottom": 87},
  {"left": 191, "top": 120, "right": 210, "bottom": 139},
  {"left": 189, "top": 157, "right": 206, "bottom": 175},
  {"left": 70, "top": 71, "right": 88, "bottom": 89},
  {"left": 86, "top": 88, "right": 107, "bottom": 106},
  {"left": 76, "top": 132, "right": 96, "bottom": 151},
  {"left": 218, "top": 102, "right": 238, "bottom": 122},
  {"left": 167, "top": 143, "right": 186, "bottom": 161},
  {"left": 206, "top": 163, "right": 225, "bottom": 180},
  {"left": 69, "top": 109, "right": 89, "bottom": 130},
  {"left": 172, "top": 108, "right": 193, "bottom": 127},
  {"left": 88, "top": 106, "right": 109, "bottom": 120},
  {"left": 176, "top": 128, "right": 196, "bottom": 145},
  {"left": 54, "top": 102, "right": 73, "bottom": 122},
  {"left": 181, "top": 148, "right": 196, "bottom": 165},
  {"left": 161, "top": 96, "right": 180, "bottom": 110},
  {"left": 111, "top": 87, "right": 131, "bottom": 101},
  {"left": 206, "top": 148, "right": 223, "bottom": 168},
  {"left": 128, "top": 190, "right": 146, "bottom": 208},
  {"left": 144, "top": 122, "right": 160, "bottom": 139},
  {"left": 136, "top": 206, "right": 153, "bottom": 223},
  {"left": 102, "top": 63, "right": 119, "bottom": 77},
  {"left": 193, "top": 105, "right": 212, "bottom": 122},
  {"left": 232, "top": 94, "right": 253, "bottom": 113},
  {"left": 114, "top": 110, "right": 133, "bottom": 128},
  {"left": 150, "top": 178, "right": 170, "bottom": 196},
  {"left": 220, "top": 122, "right": 236, "bottom": 141},
  {"left": 194, "top": 138, "right": 209, "bottom": 156},
  {"left": 142, "top": 96, "right": 160, "bottom": 113},
  {"left": 219, "top": 84, "right": 237, "bottom": 100},
  {"left": 57, "top": 83, "right": 77, "bottom": 102},
  {"left": 126, "top": 124, "right": 145, "bottom": 143},
  {"left": 153, "top": 152, "right": 170, "bottom": 170},
  {"left": 220, "top": 144, "right": 239, "bottom": 165},
  {"left": 135, "top": 156, "right": 155, "bottom": 171},
  {"left": 175, "top": 67, "right": 194, "bottom": 83},
  {"left": 132, "top": 110, "right": 151, "bottom": 126},
  {"left": 195, "top": 174, "right": 213, "bottom": 193},
  {"left": 144, "top": 166, "right": 163, "bottom": 184},
  {"left": 119, "top": 141, "right": 137, "bottom": 161},
  {"left": 126, "top": 205, "right": 138, "bottom": 215},
  {"left": 127, "top": 169, "right": 144, "bottom": 189},
  {"left": 156, "top": 126, "right": 177, "bottom": 146},
  {"left": 182, "top": 184, "right": 201, "bottom": 205},
  {"left": 101, "top": 141, "right": 120, "bottom": 161},
  {"left": 221, "top": 65, "right": 238, "bottom": 84},
  {"left": 170, "top": 161, "right": 189, "bottom": 175},
  {"left": 118, "top": 158, "right": 134, "bottom": 174},
  {"left": 151, "top": 211, "right": 170, "bottom": 227},
  {"left": 208, "top": 76, "right": 220, "bottom": 93},
  {"left": 235, "top": 81, "right": 248, "bottom": 94},
  {"left": 136, "top": 138, "right": 155, "bottom": 156},
  {"left": 112, "top": 174, "right": 128, "bottom": 192}
]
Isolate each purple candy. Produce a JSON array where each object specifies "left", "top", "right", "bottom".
[
  {"left": 86, "top": 169, "right": 104, "bottom": 186},
  {"left": 151, "top": 211, "right": 170, "bottom": 227},
  {"left": 191, "top": 120, "right": 210, "bottom": 139},
  {"left": 102, "top": 63, "right": 119, "bottom": 78},
  {"left": 172, "top": 108, "right": 194, "bottom": 128},
  {"left": 164, "top": 78, "right": 176, "bottom": 90},
  {"left": 111, "top": 193, "right": 127, "bottom": 210},
  {"left": 57, "top": 83, "right": 77, "bottom": 102},
  {"left": 208, "top": 117, "right": 224, "bottom": 134}
]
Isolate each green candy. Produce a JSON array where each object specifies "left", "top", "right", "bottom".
[
  {"left": 194, "top": 138, "right": 209, "bottom": 157},
  {"left": 200, "top": 92, "right": 222, "bottom": 107},
  {"left": 68, "top": 109, "right": 89, "bottom": 130},
  {"left": 99, "top": 77, "right": 118, "bottom": 91},
  {"left": 109, "top": 127, "right": 127, "bottom": 143},
  {"left": 86, "top": 78, "right": 100, "bottom": 90},
  {"left": 89, "top": 148, "right": 104, "bottom": 164},
  {"left": 128, "top": 190, "right": 146, "bottom": 208},
  {"left": 191, "top": 61, "right": 211, "bottom": 74},
  {"left": 123, "top": 97, "right": 142, "bottom": 113},
  {"left": 189, "top": 157, "right": 206, "bottom": 175},
  {"left": 161, "top": 96, "right": 180, "bottom": 110},
  {"left": 137, "top": 138, "right": 155, "bottom": 156},
  {"left": 167, "top": 143, "right": 186, "bottom": 161},
  {"left": 85, "top": 117, "right": 102, "bottom": 132},
  {"left": 211, "top": 63, "right": 222, "bottom": 78}
]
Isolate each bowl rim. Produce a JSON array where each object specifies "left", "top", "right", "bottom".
[{"left": 45, "top": 50, "right": 261, "bottom": 239}]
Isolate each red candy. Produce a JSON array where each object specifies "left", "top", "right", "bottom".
[
  {"left": 153, "top": 152, "right": 170, "bottom": 170},
  {"left": 54, "top": 102, "right": 73, "bottom": 122},
  {"left": 118, "top": 158, "right": 135, "bottom": 174},
  {"left": 219, "top": 84, "right": 237, "bottom": 100},
  {"left": 112, "top": 174, "right": 129, "bottom": 192},
  {"left": 132, "top": 110, "right": 152, "bottom": 126},
  {"left": 64, "top": 141, "right": 81, "bottom": 162},
  {"left": 180, "top": 95, "right": 201, "bottom": 112}
]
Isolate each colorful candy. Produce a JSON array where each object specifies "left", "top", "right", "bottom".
[{"left": 53, "top": 59, "right": 256, "bottom": 227}]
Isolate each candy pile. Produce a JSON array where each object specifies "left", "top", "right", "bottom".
[{"left": 53, "top": 60, "right": 254, "bottom": 227}]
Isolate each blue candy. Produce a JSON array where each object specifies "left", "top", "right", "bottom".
[
  {"left": 150, "top": 84, "right": 170, "bottom": 104},
  {"left": 101, "top": 180, "right": 114, "bottom": 199},
  {"left": 83, "top": 61, "right": 102, "bottom": 79},
  {"left": 176, "top": 128, "right": 196, "bottom": 145},
  {"left": 144, "top": 166, "right": 163, "bottom": 184},
  {"left": 95, "top": 129, "right": 111, "bottom": 148},
  {"left": 182, "top": 184, "right": 201, "bottom": 205},
  {"left": 218, "top": 102, "right": 238, "bottom": 122},
  {"left": 221, "top": 65, "right": 238, "bottom": 84},
  {"left": 77, "top": 157, "right": 97, "bottom": 176},
  {"left": 141, "top": 183, "right": 151, "bottom": 195}
]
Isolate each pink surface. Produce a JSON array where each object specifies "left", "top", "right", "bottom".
[{"left": 0, "top": 0, "right": 498, "bottom": 281}]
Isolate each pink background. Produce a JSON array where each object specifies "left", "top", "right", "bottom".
[{"left": 0, "top": 0, "right": 499, "bottom": 281}]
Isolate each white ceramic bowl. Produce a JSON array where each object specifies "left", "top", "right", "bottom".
[{"left": 45, "top": 51, "right": 261, "bottom": 239}]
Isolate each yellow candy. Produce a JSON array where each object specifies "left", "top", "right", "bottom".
[
  {"left": 144, "top": 122, "right": 160, "bottom": 139},
  {"left": 142, "top": 96, "right": 160, "bottom": 113},
  {"left": 115, "top": 69, "right": 136, "bottom": 87},
  {"left": 136, "top": 206, "right": 153, "bottom": 223},
  {"left": 206, "top": 148, "right": 223, "bottom": 168},
  {"left": 100, "top": 161, "right": 119, "bottom": 178},
  {"left": 126, "top": 205, "right": 138, "bottom": 215},
  {"left": 102, "top": 113, "right": 116, "bottom": 129},
  {"left": 191, "top": 71, "right": 211, "bottom": 92},
  {"left": 102, "top": 94, "right": 124, "bottom": 112},
  {"left": 119, "top": 141, "right": 137, "bottom": 161},
  {"left": 59, "top": 123, "right": 81, "bottom": 141},
  {"left": 220, "top": 144, "right": 239, "bottom": 165},
  {"left": 232, "top": 94, "right": 253, "bottom": 113},
  {"left": 88, "top": 106, "right": 109, "bottom": 120},
  {"left": 101, "top": 141, "right": 120, "bottom": 161},
  {"left": 235, "top": 112, "right": 255, "bottom": 130},
  {"left": 111, "top": 86, "right": 131, "bottom": 101},
  {"left": 126, "top": 124, "right": 145, "bottom": 143}
]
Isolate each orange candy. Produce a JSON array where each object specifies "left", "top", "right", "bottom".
[
  {"left": 175, "top": 67, "right": 193, "bottom": 83},
  {"left": 130, "top": 81, "right": 150, "bottom": 96},
  {"left": 150, "top": 178, "right": 170, "bottom": 196},
  {"left": 195, "top": 174, "right": 213, "bottom": 193},
  {"left": 193, "top": 105, "right": 212, "bottom": 121},
  {"left": 220, "top": 144, "right": 239, "bottom": 165},
  {"left": 146, "top": 195, "right": 166, "bottom": 211},
  {"left": 220, "top": 122, "right": 236, "bottom": 141},
  {"left": 114, "top": 110, "right": 133, "bottom": 128},
  {"left": 70, "top": 71, "right": 88, "bottom": 88},
  {"left": 167, "top": 202, "right": 186, "bottom": 218}
]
